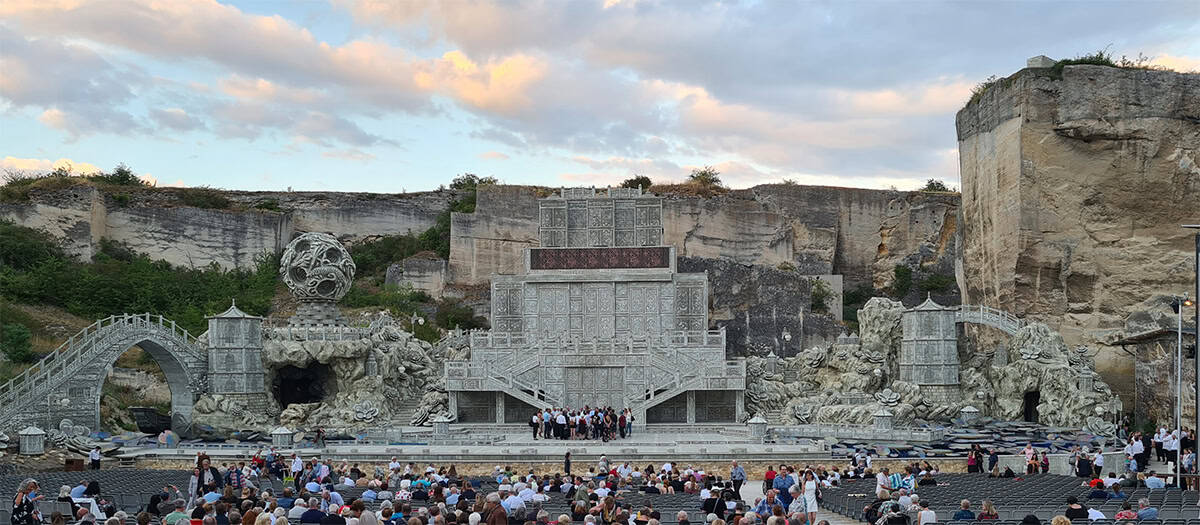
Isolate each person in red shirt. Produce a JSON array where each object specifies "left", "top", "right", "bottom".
[{"left": 763, "top": 466, "right": 777, "bottom": 494}]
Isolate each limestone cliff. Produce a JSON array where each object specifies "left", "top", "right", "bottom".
[
  {"left": 0, "top": 185, "right": 453, "bottom": 269},
  {"left": 957, "top": 64, "right": 1200, "bottom": 399},
  {"left": 450, "top": 184, "right": 960, "bottom": 292}
]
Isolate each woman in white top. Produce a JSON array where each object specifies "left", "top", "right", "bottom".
[{"left": 802, "top": 470, "right": 819, "bottom": 525}]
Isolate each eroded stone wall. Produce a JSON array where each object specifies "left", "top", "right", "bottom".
[{"left": 957, "top": 64, "right": 1200, "bottom": 400}]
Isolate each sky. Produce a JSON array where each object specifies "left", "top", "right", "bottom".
[{"left": 1, "top": 1, "right": 1198, "bottom": 192}]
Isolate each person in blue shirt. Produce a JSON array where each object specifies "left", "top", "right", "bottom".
[
  {"left": 70, "top": 482, "right": 88, "bottom": 499},
  {"left": 753, "top": 490, "right": 781, "bottom": 519},
  {"left": 1145, "top": 472, "right": 1166, "bottom": 489},
  {"left": 952, "top": 500, "right": 975, "bottom": 520},
  {"left": 1136, "top": 498, "right": 1159, "bottom": 520},
  {"left": 773, "top": 469, "right": 795, "bottom": 507},
  {"left": 276, "top": 488, "right": 296, "bottom": 509}
]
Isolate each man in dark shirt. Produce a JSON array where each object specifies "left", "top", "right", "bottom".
[
  {"left": 1063, "top": 496, "right": 1089, "bottom": 522},
  {"left": 643, "top": 482, "right": 661, "bottom": 494},
  {"left": 300, "top": 498, "right": 326, "bottom": 524},
  {"left": 320, "top": 508, "right": 346, "bottom": 525}
]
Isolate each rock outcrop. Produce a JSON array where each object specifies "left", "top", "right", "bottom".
[
  {"left": 0, "top": 186, "right": 454, "bottom": 269},
  {"left": 957, "top": 64, "right": 1200, "bottom": 400},
  {"left": 450, "top": 184, "right": 959, "bottom": 293}
]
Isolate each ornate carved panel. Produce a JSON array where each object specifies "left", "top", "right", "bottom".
[
  {"left": 528, "top": 247, "right": 671, "bottom": 270},
  {"left": 647, "top": 392, "right": 688, "bottom": 423},
  {"left": 456, "top": 392, "right": 496, "bottom": 423},
  {"left": 563, "top": 367, "right": 625, "bottom": 408}
]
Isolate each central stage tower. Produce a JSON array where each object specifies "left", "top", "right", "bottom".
[{"left": 445, "top": 187, "right": 746, "bottom": 426}]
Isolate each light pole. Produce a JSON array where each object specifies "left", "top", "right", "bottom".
[
  {"left": 1173, "top": 294, "right": 1193, "bottom": 488},
  {"left": 1187, "top": 224, "right": 1200, "bottom": 489}
]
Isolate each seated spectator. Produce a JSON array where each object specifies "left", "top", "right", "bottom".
[
  {"left": 1020, "top": 515, "right": 1041, "bottom": 525},
  {"left": 953, "top": 500, "right": 975, "bottom": 521},
  {"left": 288, "top": 499, "right": 309, "bottom": 520},
  {"left": 1114, "top": 502, "right": 1137, "bottom": 520},
  {"left": 1136, "top": 498, "right": 1158, "bottom": 520},
  {"left": 1103, "top": 473, "right": 1121, "bottom": 488},
  {"left": 1145, "top": 473, "right": 1166, "bottom": 489},
  {"left": 300, "top": 498, "right": 326, "bottom": 524},
  {"left": 1063, "top": 496, "right": 1089, "bottom": 522},
  {"left": 277, "top": 489, "right": 296, "bottom": 510},
  {"left": 881, "top": 503, "right": 910, "bottom": 525},
  {"left": 1087, "top": 507, "right": 1106, "bottom": 522},
  {"left": 1001, "top": 467, "right": 1016, "bottom": 478},
  {"left": 1051, "top": 516, "right": 1070, "bottom": 525},
  {"left": 1088, "top": 484, "right": 1111, "bottom": 500},
  {"left": 1110, "top": 483, "right": 1125, "bottom": 499},
  {"left": 978, "top": 500, "right": 999, "bottom": 520},
  {"left": 917, "top": 501, "right": 936, "bottom": 525}
]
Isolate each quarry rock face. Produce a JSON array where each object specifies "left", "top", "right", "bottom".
[
  {"left": 0, "top": 187, "right": 453, "bottom": 269},
  {"left": 450, "top": 184, "right": 960, "bottom": 294},
  {"left": 956, "top": 64, "right": 1200, "bottom": 400}
]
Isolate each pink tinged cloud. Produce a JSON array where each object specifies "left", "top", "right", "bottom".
[{"left": 479, "top": 151, "right": 510, "bottom": 160}]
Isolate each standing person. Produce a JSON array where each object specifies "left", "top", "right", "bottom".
[
  {"left": 729, "top": 461, "right": 746, "bottom": 499},
  {"left": 763, "top": 465, "right": 777, "bottom": 495},
  {"left": 987, "top": 449, "right": 999, "bottom": 473},
  {"left": 1093, "top": 448, "right": 1105, "bottom": 478},
  {"left": 802, "top": 470, "right": 819, "bottom": 525},
  {"left": 563, "top": 453, "right": 571, "bottom": 476},
  {"left": 89, "top": 447, "right": 102, "bottom": 470},
  {"left": 1154, "top": 428, "right": 1166, "bottom": 463},
  {"left": 624, "top": 409, "right": 633, "bottom": 437},
  {"left": 966, "top": 449, "right": 979, "bottom": 473},
  {"left": 530, "top": 412, "right": 540, "bottom": 440}
]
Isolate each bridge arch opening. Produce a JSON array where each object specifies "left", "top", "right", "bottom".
[{"left": 88, "top": 338, "right": 195, "bottom": 434}]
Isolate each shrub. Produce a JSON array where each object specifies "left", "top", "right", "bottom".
[
  {"left": 449, "top": 173, "right": 498, "bottom": 191},
  {"left": 0, "top": 323, "right": 35, "bottom": 363},
  {"left": 621, "top": 175, "right": 652, "bottom": 191},
  {"left": 687, "top": 166, "right": 723, "bottom": 187},
  {"left": 0, "top": 220, "right": 65, "bottom": 271},
  {"left": 921, "top": 179, "right": 951, "bottom": 192},
  {"left": 177, "top": 187, "right": 233, "bottom": 209},
  {"left": 89, "top": 164, "right": 148, "bottom": 187},
  {"left": 841, "top": 285, "right": 880, "bottom": 333},
  {"left": 777, "top": 262, "right": 797, "bottom": 272},
  {"left": 111, "top": 194, "right": 131, "bottom": 207},
  {"left": 435, "top": 299, "right": 488, "bottom": 331},
  {"left": 810, "top": 278, "right": 833, "bottom": 314},
  {"left": 892, "top": 265, "right": 913, "bottom": 298},
  {"left": 919, "top": 273, "right": 957, "bottom": 293},
  {"left": 253, "top": 199, "right": 282, "bottom": 212},
  {"left": 0, "top": 226, "right": 277, "bottom": 334}
]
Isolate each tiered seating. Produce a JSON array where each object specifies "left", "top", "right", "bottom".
[
  {"left": 823, "top": 473, "right": 1200, "bottom": 524},
  {"left": 0, "top": 469, "right": 193, "bottom": 523}
]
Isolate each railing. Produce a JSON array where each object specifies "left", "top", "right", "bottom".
[
  {"left": 771, "top": 423, "right": 946, "bottom": 443},
  {"left": 469, "top": 329, "right": 726, "bottom": 351},
  {"left": 0, "top": 313, "right": 199, "bottom": 414},
  {"left": 267, "top": 324, "right": 370, "bottom": 341},
  {"left": 955, "top": 304, "right": 1026, "bottom": 335}
]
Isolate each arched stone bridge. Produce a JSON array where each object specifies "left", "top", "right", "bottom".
[
  {"left": 955, "top": 304, "right": 1026, "bottom": 335},
  {"left": 0, "top": 314, "right": 206, "bottom": 435}
]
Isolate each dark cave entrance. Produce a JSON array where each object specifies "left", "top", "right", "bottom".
[
  {"left": 274, "top": 364, "right": 334, "bottom": 407},
  {"left": 1023, "top": 391, "right": 1040, "bottom": 423}
]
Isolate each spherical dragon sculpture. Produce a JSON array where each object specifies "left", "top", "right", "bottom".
[{"left": 280, "top": 232, "right": 356, "bottom": 303}]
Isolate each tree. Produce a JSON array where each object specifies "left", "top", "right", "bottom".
[
  {"left": 921, "top": 179, "right": 950, "bottom": 192},
  {"left": 621, "top": 175, "right": 652, "bottom": 191},
  {"left": 0, "top": 323, "right": 35, "bottom": 363},
  {"left": 449, "top": 173, "right": 498, "bottom": 191},
  {"left": 688, "top": 166, "right": 722, "bottom": 187}
]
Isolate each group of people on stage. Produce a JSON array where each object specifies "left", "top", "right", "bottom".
[{"left": 530, "top": 407, "right": 635, "bottom": 441}]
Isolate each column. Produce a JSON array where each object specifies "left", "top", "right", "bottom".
[
  {"left": 495, "top": 392, "right": 505, "bottom": 424},
  {"left": 735, "top": 391, "right": 745, "bottom": 422},
  {"left": 686, "top": 391, "right": 696, "bottom": 424},
  {"left": 448, "top": 392, "right": 459, "bottom": 421}
]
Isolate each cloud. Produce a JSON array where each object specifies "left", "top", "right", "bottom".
[
  {"left": 478, "top": 151, "right": 509, "bottom": 160},
  {"left": 1149, "top": 54, "right": 1200, "bottom": 72},
  {"left": 151, "top": 108, "right": 205, "bottom": 131},
  {"left": 1, "top": 156, "right": 102, "bottom": 174},
  {"left": 321, "top": 148, "right": 376, "bottom": 162},
  {"left": 137, "top": 172, "right": 186, "bottom": 187}
]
